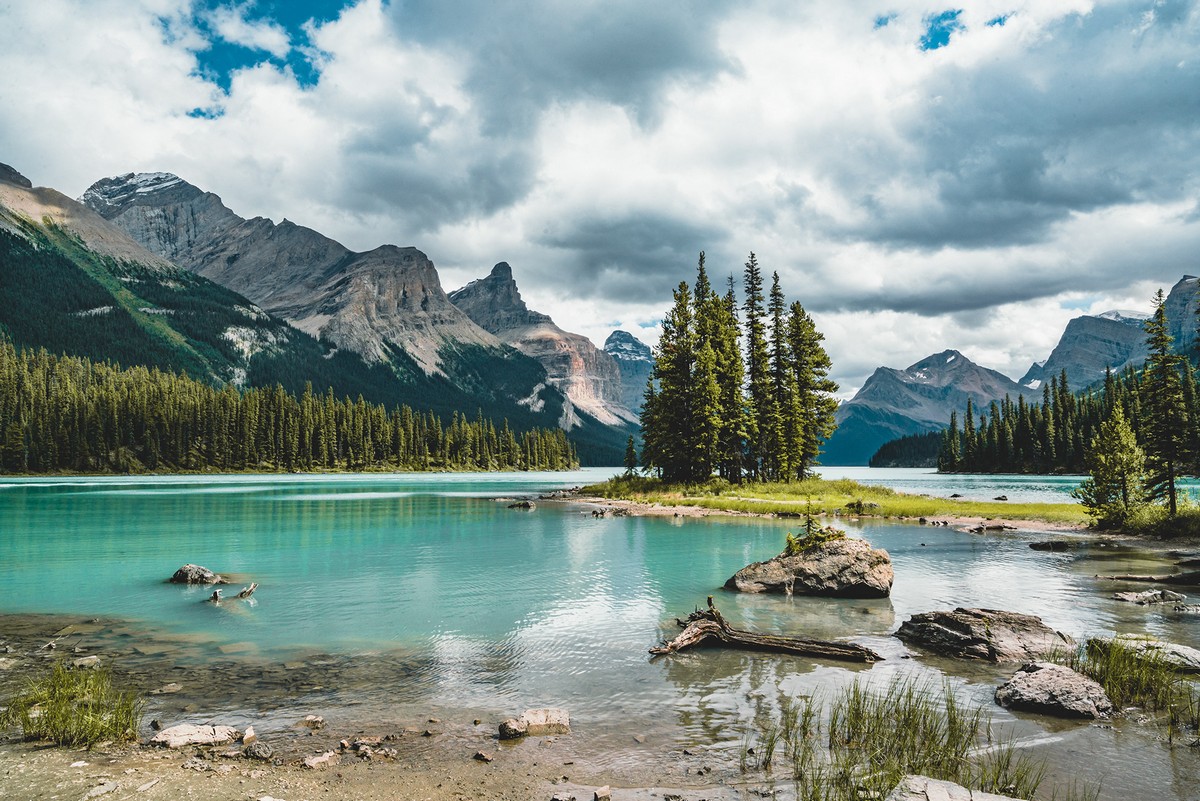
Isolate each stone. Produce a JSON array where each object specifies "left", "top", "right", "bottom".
[
  {"left": 1096, "top": 635, "right": 1200, "bottom": 673},
  {"left": 296, "top": 714, "right": 325, "bottom": 729},
  {"left": 895, "top": 608, "right": 1073, "bottom": 662},
  {"left": 150, "top": 724, "right": 241, "bottom": 748},
  {"left": 551, "top": 793, "right": 577, "bottom": 801},
  {"left": 508, "top": 500, "right": 536, "bottom": 510},
  {"left": 82, "top": 782, "right": 120, "bottom": 799},
  {"left": 169, "top": 564, "right": 226, "bottom": 584},
  {"left": 725, "top": 536, "right": 893, "bottom": 598},
  {"left": 473, "top": 750, "right": 494, "bottom": 763},
  {"left": 594, "top": 787, "right": 612, "bottom": 801},
  {"left": 1113, "top": 589, "right": 1186, "bottom": 605},
  {"left": 243, "top": 741, "right": 273, "bottom": 761},
  {"left": 994, "top": 662, "right": 1113, "bottom": 718},
  {"left": 241, "top": 725, "right": 257, "bottom": 745},
  {"left": 1175, "top": 604, "right": 1200, "bottom": 613},
  {"left": 148, "top": 682, "right": 182, "bottom": 695},
  {"left": 0, "top": 657, "right": 15, "bottom": 670},
  {"left": 303, "top": 750, "right": 338, "bottom": 769},
  {"left": 885, "top": 774, "right": 1026, "bottom": 800},
  {"left": 499, "top": 708, "right": 571, "bottom": 739},
  {"left": 71, "top": 655, "right": 101, "bottom": 669},
  {"left": 1029, "top": 540, "right": 1071, "bottom": 551}
]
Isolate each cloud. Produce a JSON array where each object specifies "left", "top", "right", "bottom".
[
  {"left": 206, "top": 3, "right": 291, "bottom": 58},
  {"left": 0, "top": 0, "right": 1197, "bottom": 396}
]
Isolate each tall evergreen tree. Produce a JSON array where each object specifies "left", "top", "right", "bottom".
[
  {"left": 1142, "top": 288, "right": 1189, "bottom": 516},
  {"left": 1072, "top": 405, "right": 1146, "bottom": 528},
  {"left": 787, "top": 301, "right": 839, "bottom": 479},
  {"left": 714, "top": 277, "right": 748, "bottom": 482},
  {"left": 742, "top": 253, "right": 774, "bottom": 481}
]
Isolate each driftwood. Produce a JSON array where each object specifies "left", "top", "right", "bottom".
[
  {"left": 207, "top": 583, "right": 259, "bottom": 603},
  {"left": 650, "top": 596, "right": 882, "bottom": 663},
  {"left": 1095, "top": 571, "right": 1200, "bottom": 587}
]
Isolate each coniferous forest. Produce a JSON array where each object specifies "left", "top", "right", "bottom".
[
  {"left": 640, "top": 253, "right": 839, "bottom": 483},
  {"left": 939, "top": 289, "right": 1199, "bottom": 520},
  {"left": 0, "top": 339, "right": 577, "bottom": 474}
]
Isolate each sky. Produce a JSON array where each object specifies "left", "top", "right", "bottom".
[{"left": 0, "top": 0, "right": 1197, "bottom": 397}]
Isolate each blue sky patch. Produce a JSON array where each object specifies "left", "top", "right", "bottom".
[
  {"left": 874, "top": 14, "right": 896, "bottom": 29},
  {"left": 987, "top": 14, "right": 1010, "bottom": 27},
  {"left": 919, "top": 10, "right": 964, "bottom": 51}
]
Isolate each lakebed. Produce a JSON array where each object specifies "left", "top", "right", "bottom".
[{"left": 1, "top": 469, "right": 1198, "bottom": 800}]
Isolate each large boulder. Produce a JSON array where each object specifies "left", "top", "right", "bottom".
[
  {"left": 169, "top": 564, "right": 227, "bottom": 584},
  {"left": 886, "top": 775, "right": 1025, "bottom": 800},
  {"left": 498, "top": 708, "right": 570, "bottom": 739},
  {"left": 150, "top": 723, "right": 241, "bottom": 748},
  {"left": 994, "top": 662, "right": 1113, "bottom": 719},
  {"left": 1092, "top": 635, "right": 1200, "bottom": 673},
  {"left": 725, "top": 536, "right": 893, "bottom": 598},
  {"left": 896, "top": 608, "right": 1073, "bottom": 662}
]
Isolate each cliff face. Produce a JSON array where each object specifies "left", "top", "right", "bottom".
[
  {"left": 449, "top": 263, "right": 637, "bottom": 428},
  {"left": 1019, "top": 311, "right": 1149, "bottom": 391},
  {"left": 1165, "top": 275, "right": 1200, "bottom": 356},
  {"left": 81, "top": 173, "right": 501, "bottom": 375},
  {"left": 822, "top": 350, "right": 1036, "bottom": 466},
  {"left": 604, "top": 330, "right": 653, "bottom": 415}
]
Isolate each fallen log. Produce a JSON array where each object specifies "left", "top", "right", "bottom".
[
  {"left": 1094, "top": 571, "right": 1200, "bottom": 587},
  {"left": 207, "top": 583, "right": 259, "bottom": 603},
  {"left": 650, "top": 596, "right": 882, "bottom": 663}
]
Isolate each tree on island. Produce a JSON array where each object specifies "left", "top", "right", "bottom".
[{"left": 641, "top": 252, "right": 839, "bottom": 483}]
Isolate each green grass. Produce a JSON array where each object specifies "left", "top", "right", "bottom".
[
  {"left": 737, "top": 677, "right": 1088, "bottom": 800},
  {"left": 0, "top": 661, "right": 143, "bottom": 747},
  {"left": 585, "top": 476, "right": 1089, "bottom": 525}
]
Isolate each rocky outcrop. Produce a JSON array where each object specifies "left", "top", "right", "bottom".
[
  {"left": 150, "top": 723, "right": 241, "bottom": 748},
  {"left": 1113, "top": 589, "right": 1186, "bottom": 604},
  {"left": 0, "top": 162, "right": 33, "bottom": 189},
  {"left": 823, "top": 350, "right": 1037, "bottom": 466},
  {"left": 604, "top": 330, "right": 654, "bottom": 415},
  {"left": 169, "top": 564, "right": 227, "bottom": 585},
  {"left": 450, "top": 263, "right": 637, "bottom": 428},
  {"left": 725, "top": 537, "right": 893, "bottom": 598},
  {"left": 1093, "top": 635, "right": 1200, "bottom": 673},
  {"left": 1019, "top": 311, "right": 1148, "bottom": 391},
  {"left": 994, "top": 662, "right": 1113, "bottom": 719},
  {"left": 885, "top": 775, "right": 1026, "bottom": 801},
  {"left": 896, "top": 608, "right": 1073, "bottom": 662},
  {"left": 498, "top": 708, "right": 570, "bottom": 739}
]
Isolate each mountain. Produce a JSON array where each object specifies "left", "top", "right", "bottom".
[
  {"left": 1019, "top": 310, "right": 1149, "bottom": 391},
  {"left": 1165, "top": 275, "right": 1199, "bottom": 356},
  {"left": 448, "top": 262, "right": 637, "bottom": 429},
  {"left": 0, "top": 163, "right": 428, "bottom": 402},
  {"left": 79, "top": 171, "right": 632, "bottom": 462},
  {"left": 604, "top": 330, "right": 654, "bottom": 415},
  {"left": 822, "top": 350, "right": 1036, "bottom": 466}
]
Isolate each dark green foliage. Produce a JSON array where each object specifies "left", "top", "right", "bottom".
[
  {"left": 1142, "top": 289, "right": 1189, "bottom": 515},
  {"left": 871, "top": 430, "right": 942, "bottom": 467},
  {"left": 784, "top": 523, "right": 845, "bottom": 555},
  {"left": 0, "top": 339, "right": 577, "bottom": 474},
  {"left": 623, "top": 435, "right": 638, "bottom": 476}
]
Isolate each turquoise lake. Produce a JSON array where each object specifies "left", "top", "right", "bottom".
[{"left": 1, "top": 468, "right": 1198, "bottom": 799}]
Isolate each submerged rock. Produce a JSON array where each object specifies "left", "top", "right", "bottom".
[
  {"left": 150, "top": 723, "right": 241, "bottom": 748},
  {"left": 994, "top": 662, "right": 1113, "bottom": 718},
  {"left": 895, "top": 608, "right": 1073, "bottom": 662},
  {"left": 724, "top": 536, "right": 893, "bottom": 598},
  {"left": 1092, "top": 635, "right": 1200, "bottom": 673},
  {"left": 498, "top": 708, "right": 570, "bottom": 739},
  {"left": 1029, "top": 540, "right": 1071, "bottom": 551},
  {"left": 1113, "top": 589, "right": 1186, "bottom": 605},
  {"left": 169, "top": 564, "right": 227, "bottom": 585},
  {"left": 885, "top": 775, "right": 1026, "bottom": 800}
]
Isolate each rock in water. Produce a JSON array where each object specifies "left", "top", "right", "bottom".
[
  {"left": 885, "top": 775, "right": 1026, "bottom": 800},
  {"left": 169, "top": 564, "right": 226, "bottom": 584},
  {"left": 1112, "top": 589, "right": 1186, "bottom": 605},
  {"left": 994, "top": 662, "right": 1113, "bottom": 718},
  {"left": 725, "top": 537, "right": 893, "bottom": 598},
  {"left": 498, "top": 708, "right": 570, "bottom": 739},
  {"left": 1092, "top": 635, "right": 1200, "bottom": 673},
  {"left": 150, "top": 724, "right": 241, "bottom": 748},
  {"left": 895, "top": 608, "right": 1073, "bottom": 662}
]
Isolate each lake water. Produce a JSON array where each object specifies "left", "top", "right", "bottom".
[{"left": 1, "top": 468, "right": 1198, "bottom": 799}]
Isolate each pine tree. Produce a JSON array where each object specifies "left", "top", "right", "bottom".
[
  {"left": 787, "top": 301, "right": 839, "bottom": 479},
  {"left": 1142, "top": 288, "right": 1189, "bottom": 515},
  {"left": 643, "top": 281, "right": 697, "bottom": 481},
  {"left": 714, "top": 277, "right": 748, "bottom": 483},
  {"left": 1071, "top": 406, "right": 1147, "bottom": 527},
  {"left": 624, "top": 435, "right": 638, "bottom": 477},
  {"left": 742, "top": 253, "right": 774, "bottom": 481}
]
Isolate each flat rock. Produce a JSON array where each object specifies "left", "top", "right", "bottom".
[
  {"left": 82, "top": 782, "right": 120, "bottom": 799},
  {"left": 725, "top": 537, "right": 893, "bottom": 598},
  {"left": 994, "top": 662, "right": 1113, "bottom": 718},
  {"left": 1113, "top": 589, "right": 1186, "bottom": 605},
  {"left": 150, "top": 723, "right": 241, "bottom": 748},
  {"left": 71, "top": 655, "right": 101, "bottom": 670},
  {"left": 895, "top": 608, "right": 1073, "bottom": 662},
  {"left": 1097, "top": 634, "right": 1200, "bottom": 673},
  {"left": 303, "top": 750, "right": 338, "bottom": 769},
  {"left": 169, "top": 564, "right": 226, "bottom": 584},
  {"left": 885, "top": 775, "right": 1026, "bottom": 800},
  {"left": 499, "top": 708, "right": 570, "bottom": 739}
]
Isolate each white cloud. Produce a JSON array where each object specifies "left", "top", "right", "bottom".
[{"left": 206, "top": 3, "right": 290, "bottom": 59}]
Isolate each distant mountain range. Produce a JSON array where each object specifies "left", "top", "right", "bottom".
[
  {"left": 825, "top": 278, "right": 1200, "bottom": 465},
  {"left": 0, "top": 163, "right": 637, "bottom": 464}
]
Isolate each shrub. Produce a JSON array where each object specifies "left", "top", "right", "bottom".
[{"left": 0, "top": 661, "right": 142, "bottom": 747}]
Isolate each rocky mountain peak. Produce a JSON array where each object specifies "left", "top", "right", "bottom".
[
  {"left": 0, "top": 163, "right": 32, "bottom": 189},
  {"left": 81, "top": 172, "right": 204, "bottom": 218},
  {"left": 448, "top": 262, "right": 552, "bottom": 333},
  {"left": 605, "top": 330, "right": 653, "bottom": 415},
  {"left": 604, "top": 330, "right": 653, "bottom": 363}
]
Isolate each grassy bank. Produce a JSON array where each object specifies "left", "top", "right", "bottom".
[{"left": 583, "top": 476, "right": 1090, "bottom": 525}]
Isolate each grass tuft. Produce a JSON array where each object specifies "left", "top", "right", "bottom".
[{"left": 0, "top": 661, "right": 142, "bottom": 747}]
